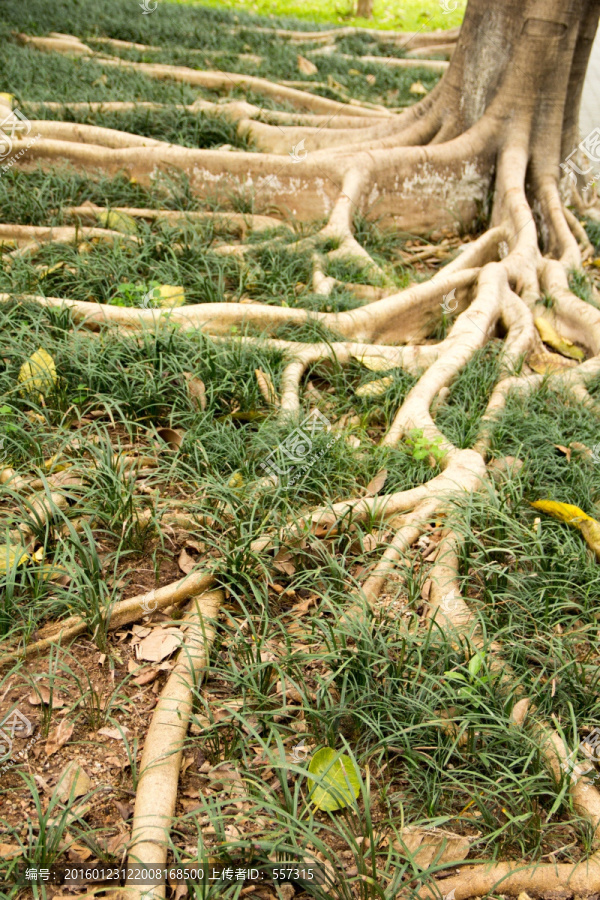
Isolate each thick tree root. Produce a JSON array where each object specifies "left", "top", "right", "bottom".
[
  {"left": 18, "top": 34, "right": 389, "bottom": 118},
  {"left": 121, "top": 590, "right": 222, "bottom": 900},
  {"left": 0, "top": 223, "right": 137, "bottom": 250},
  {"left": 230, "top": 24, "right": 460, "bottom": 48},
  {"left": 0, "top": 572, "right": 215, "bottom": 667},
  {"left": 62, "top": 203, "right": 285, "bottom": 234}
]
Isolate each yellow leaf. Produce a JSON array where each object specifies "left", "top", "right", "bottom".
[
  {"left": 0, "top": 544, "right": 29, "bottom": 573},
  {"left": 355, "top": 376, "right": 394, "bottom": 397},
  {"left": 531, "top": 500, "right": 592, "bottom": 524},
  {"left": 36, "top": 261, "right": 67, "bottom": 280},
  {"left": 353, "top": 354, "right": 396, "bottom": 373},
  {"left": 152, "top": 285, "right": 186, "bottom": 308},
  {"left": 534, "top": 318, "right": 585, "bottom": 362},
  {"left": 579, "top": 519, "right": 600, "bottom": 559},
  {"left": 532, "top": 500, "right": 600, "bottom": 559},
  {"left": 0, "top": 93, "right": 15, "bottom": 108},
  {"left": 18, "top": 348, "right": 57, "bottom": 399},
  {"left": 410, "top": 81, "right": 428, "bottom": 95},
  {"left": 97, "top": 209, "right": 138, "bottom": 235},
  {"left": 43, "top": 453, "right": 68, "bottom": 472},
  {"left": 527, "top": 346, "right": 575, "bottom": 374}
]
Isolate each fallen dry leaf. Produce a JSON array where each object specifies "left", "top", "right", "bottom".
[
  {"left": 527, "top": 345, "right": 576, "bottom": 374},
  {"left": 183, "top": 372, "right": 207, "bottom": 410},
  {"left": 535, "top": 317, "right": 585, "bottom": 361},
  {"left": 98, "top": 725, "right": 130, "bottom": 741},
  {"left": 67, "top": 842, "right": 93, "bottom": 862},
  {"left": 355, "top": 376, "right": 394, "bottom": 397},
  {"left": 45, "top": 719, "right": 74, "bottom": 757},
  {"left": 19, "top": 347, "right": 57, "bottom": 400},
  {"left": 273, "top": 549, "right": 296, "bottom": 576},
  {"left": 105, "top": 832, "right": 129, "bottom": 856},
  {"left": 364, "top": 468, "right": 388, "bottom": 497},
  {"left": 290, "top": 595, "right": 318, "bottom": 617},
  {"left": 54, "top": 761, "right": 91, "bottom": 803},
  {"left": 156, "top": 427, "right": 184, "bottom": 450},
  {"left": 0, "top": 843, "right": 22, "bottom": 859},
  {"left": 394, "top": 828, "right": 470, "bottom": 868},
  {"left": 570, "top": 441, "right": 593, "bottom": 459},
  {"left": 178, "top": 547, "right": 196, "bottom": 575},
  {"left": 132, "top": 666, "right": 160, "bottom": 687},
  {"left": 297, "top": 54, "right": 318, "bottom": 75},
  {"left": 28, "top": 685, "right": 65, "bottom": 708},
  {"left": 555, "top": 444, "right": 572, "bottom": 462},
  {"left": 136, "top": 626, "right": 182, "bottom": 662}
]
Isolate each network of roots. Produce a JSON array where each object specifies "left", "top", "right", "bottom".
[{"left": 2, "top": 2, "right": 600, "bottom": 899}]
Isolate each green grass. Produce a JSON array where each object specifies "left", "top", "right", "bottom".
[{"left": 174, "top": 0, "right": 466, "bottom": 32}]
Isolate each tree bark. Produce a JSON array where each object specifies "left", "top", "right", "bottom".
[{"left": 356, "top": 0, "right": 373, "bottom": 19}]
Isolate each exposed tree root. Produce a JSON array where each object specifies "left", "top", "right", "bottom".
[
  {"left": 231, "top": 24, "right": 460, "bottom": 48},
  {"left": 0, "top": 572, "right": 215, "bottom": 667},
  {"left": 0, "top": 223, "right": 137, "bottom": 250},
  {"left": 122, "top": 590, "right": 222, "bottom": 900},
  {"left": 18, "top": 34, "right": 389, "bottom": 118},
  {"left": 62, "top": 203, "right": 285, "bottom": 234},
  {"left": 307, "top": 48, "right": 449, "bottom": 71}
]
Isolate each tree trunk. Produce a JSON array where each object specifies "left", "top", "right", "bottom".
[{"left": 356, "top": 0, "right": 373, "bottom": 19}]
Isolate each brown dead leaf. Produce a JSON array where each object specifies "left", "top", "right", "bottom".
[
  {"left": 114, "top": 799, "right": 133, "bottom": 820},
  {"left": 527, "top": 346, "right": 576, "bottom": 374},
  {"left": 555, "top": 444, "right": 572, "bottom": 462},
  {"left": 510, "top": 697, "right": 530, "bottom": 726},
  {"left": 54, "top": 761, "right": 91, "bottom": 803},
  {"left": 28, "top": 685, "right": 65, "bottom": 708},
  {"left": 394, "top": 829, "right": 470, "bottom": 868},
  {"left": 297, "top": 54, "right": 318, "bottom": 76},
  {"left": 273, "top": 549, "right": 296, "bottom": 576},
  {"left": 290, "top": 595, "right": 317, "bottom": 617},
  {"left": 105, "top": 831, "right": 129, "bottom": 856},
  {"left": 132, "top": 666, "right": 160, "bottom": 687},
  {"left": 45, "top": 719, "right": 74, "bottom": 757},
  {"left": 178, "top": 547, "right": 196, "bottom": 575},
  {"left": 183, "top": 373, "right": 207, "bottom": 411},
  {"left": 364, "top": 468, "right": 388, "bottom": 497},
  {"left": 67, "top": 843, "right": 93, "bottom": 862},
  {"left": 0, "top": 843, "right": 22, "bottom": 859},
  {"left": 361, "top": 534, "right": 380, "bottom": 552},
  {"left": 97, "top": 725, "right": 130, "bottom": 741},
  {"left": 570, "top": 441, "right": 593, "bottom": 459},
  {"left": 136, "top": 626, "right": 181, "bottom": 662},
  {"left": 105, "top": 755, "right": 127, "bottom": 768},
  {"left": 156, "top": 427, "right": 184, "bottom": 450}
]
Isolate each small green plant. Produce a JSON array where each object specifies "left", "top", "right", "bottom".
[
  {"left": 443, "top": 651, "right": 492, "bottom": 708},
  {"left": 404, "top": 429, "right": 446, "bottom": 463},
  {"left": 111, "top": 280, "right": 161, "bottom": 308}
]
